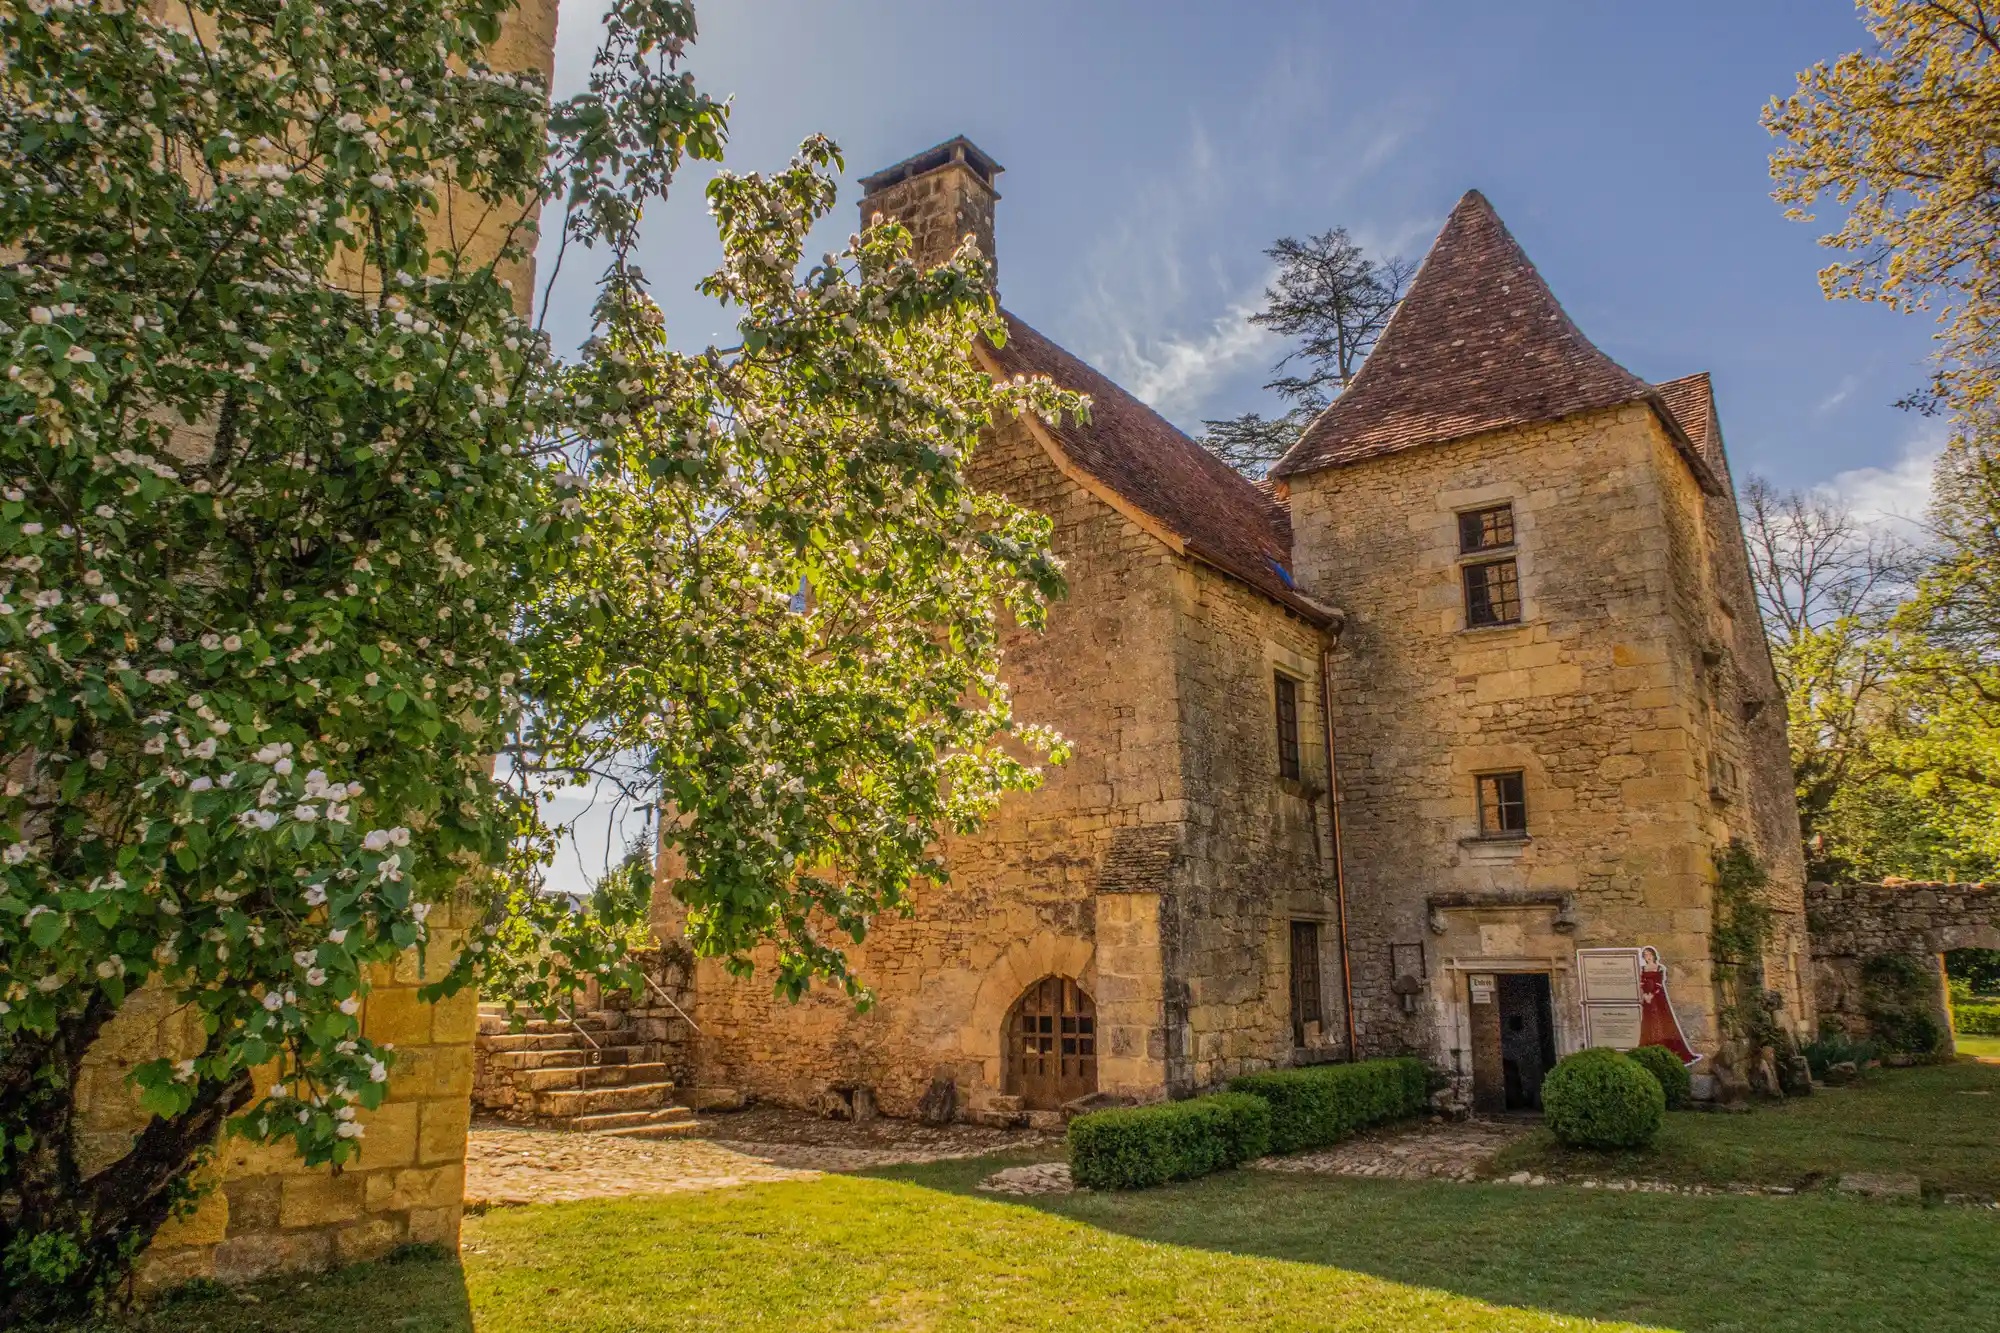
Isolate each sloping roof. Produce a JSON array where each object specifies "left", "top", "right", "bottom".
[
  {"left": 1273, "top": 191, "right": 1719, "bottom": 493},
  {"left": 982, "top": 312, "right": 1330, "bottom": 624},
  {"left": 1654, "top": 372, "right": 1721, "bottom": 469}
]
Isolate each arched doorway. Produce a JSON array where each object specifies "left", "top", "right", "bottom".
[{"left": 1005, "top": 975, "right": 1096, "bottom": 1109}]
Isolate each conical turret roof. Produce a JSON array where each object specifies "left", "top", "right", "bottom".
[{"left": 1273, "top": 191, "right": 1714, "bottom": 490}]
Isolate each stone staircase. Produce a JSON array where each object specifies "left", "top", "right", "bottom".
[{"left": 474, "top": 1003, "right": 698, "bottom": 1139}]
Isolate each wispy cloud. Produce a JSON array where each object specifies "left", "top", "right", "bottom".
[
  {"left": 1819, "top": 423, "right": 1943, "bottom": 537},
  {"left": 1815, "top": 374, "right": 1859, "bottom": 415},
  {"left": 1060, "top": 52, "right": 1429, "bottom": 431},
  {"left": 1097, "top": 291, "right": 1279, "bottom": 422}
]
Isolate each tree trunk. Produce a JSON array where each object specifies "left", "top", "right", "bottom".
[{"left": 0, "top": 1002, "right": 252, "bottom": 1325}]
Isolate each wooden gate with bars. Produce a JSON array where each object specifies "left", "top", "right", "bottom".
[{"left": 1004, "top": 976, "right": 1097, "bottom": 1109}]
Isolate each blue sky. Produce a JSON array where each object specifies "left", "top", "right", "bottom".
[{"left": 534, "top": 0, "right": 1936, "bottom": 892}]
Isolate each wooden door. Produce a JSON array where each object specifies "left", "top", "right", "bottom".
[
  {"left": 1468, "top": 973, "right": 1505, "bottom": 1113},
  {"left": 1005, "top": 976, "right": 1097, "bottom": 1109}
]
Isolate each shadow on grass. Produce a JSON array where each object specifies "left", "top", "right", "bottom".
[
  {"left": 866, "top": 1150, "right": 1998, "bottom": 1333},
  {"left": 62, "top": 1243, "right": 473, "bottom": 1333}
]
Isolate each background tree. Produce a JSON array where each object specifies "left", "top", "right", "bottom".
[
  {"left": 1740, "top": 478, "right": 1912, "bottom": 870},
  {"left": 1764, "top": 0, "right": 2000, "bottom": 881},
  {"left": 0, "top": 0, "right": 1076, "bottom": 1315},
  {"left": 1194, "top": 406, "right": 1318, "bottom": 479},
  {"left": 1199, "top": 228, "right": 1412, "bottom": 478},
  {"left": 1886, "top": 425, "right": 2000, "bottom": 871},
  {"left": 1739, "top": 476, "right": 1998, "bottom": 879},
  {"left": 1766, "top": 0, "right": 2000, "bottom": 415}
]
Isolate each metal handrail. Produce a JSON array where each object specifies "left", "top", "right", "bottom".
[
  {"left": 640, "top": 969, "right": 700, "bottom": 1034},
  {"left": 554, "top": 998, "right": 603, "bottom": 1060}
]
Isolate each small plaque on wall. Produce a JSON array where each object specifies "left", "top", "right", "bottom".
[
  {"left": 1582, "top": 1002, "right": 1644, "bottom": 1050},
  {"left": 1469, "top": 974, "right": 1496, "bottom": 1005}
]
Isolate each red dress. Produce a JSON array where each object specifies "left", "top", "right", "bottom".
[{"left": 1638, "top": 962, "right": 1698, "bottom": 1063}]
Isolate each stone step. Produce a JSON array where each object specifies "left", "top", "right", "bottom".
[
  {"left": 512, "top": 1061, "right": 670, "bottom": 1092},
  {"left": 479, "top": 1031, "right": 602, "bottom": 1054},
  {"left": 565, "top": 1104, "right": 697, "bottom": 1134},
  {"left": 593, "top": 1112, "right": 702, "bottom": 1141},
  {"left": 476, "top": 1013, "right": 622, "bottom": 1038},
  {"left": 485, "top": 1043, "right": 659, "bottom": 1071},
  {"left": 531, "top": 1080, "right": 677, "bottom": 1120}
]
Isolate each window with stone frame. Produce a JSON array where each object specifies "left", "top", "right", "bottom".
[
  {"left": 1476, "top": 770, "right": 1528, "bottom": 838},
  {"left": 1273, "top": 672, "right": 1302, "bottom": 781},
  {"left": 1463, "top": 559, "right": 1522, "bottom": 626},
  {"left": 1458, "top": 503, "right": 1515, "bottom": 553},
  {"left": 1289, "top": 920, "right": 1323, "bottom": 1047},
  {"left": 1458, "top": 502, "right": 1522, "bottom": 628}
]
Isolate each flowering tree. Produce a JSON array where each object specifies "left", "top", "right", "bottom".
[
  {"left": 0, "top": 0, "right": 1074, "bottom": 1317},
  {"left": 514, "top": 146, "right": 1080, "bottom": 1003}
]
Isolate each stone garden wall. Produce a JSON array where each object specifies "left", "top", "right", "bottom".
[
  {"left": 82, "top": 903, "right": 482, "bottom": 1290},
  {"left": 1806, "top": 880, "right": 2000, "bottom": 1056}
]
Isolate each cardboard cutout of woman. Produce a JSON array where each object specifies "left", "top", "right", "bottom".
[{"left": 1637, "top": 946, "right": 1699, "bottom": 1064}]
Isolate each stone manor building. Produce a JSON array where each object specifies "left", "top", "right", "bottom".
[{"left": 664, "top": 137, "right": 1811, "bottom": 1118}]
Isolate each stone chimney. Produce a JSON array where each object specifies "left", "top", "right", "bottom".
[{"left": 856, "top": 135, "right": 1002, "bottom": 285}]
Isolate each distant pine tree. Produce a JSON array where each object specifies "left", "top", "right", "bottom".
[
  {"left": 1198, "top": 405, "right": 1319, "bottom": 479},
  {"left": 1197, "top": 228, "right": 1412, "bottom": 479}
]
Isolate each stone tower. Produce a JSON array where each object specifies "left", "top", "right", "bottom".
[{"left": 1271, "top": 191, "right": 1809, "bottom": 1105}]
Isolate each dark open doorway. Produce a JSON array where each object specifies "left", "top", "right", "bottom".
[{"left": 1469, "top": 971, "right": 1558, "bottom": 1113}]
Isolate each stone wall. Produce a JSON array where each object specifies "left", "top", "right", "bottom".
[
  {"left": 1284, "top": 404, "right": 1810, "bottom": 1092},
  {"left": 1678, "top": 403, "right": 1814, "bottom": 1023},
  {"left": 1806, "top": 880, "right": 1999, "bottom": 1054},
  {"left": 84, "top": 904, "right": 480, "bottom": 1291},
  {"left": 675, "top": 395, "right": 1347, "bottom": 1112},
  {"left": 674, "top": 411, "right": 1188, "bottom": 1116},
  {"left": 1165, "top": 559, "right": 1343, "bottom": 1092}
]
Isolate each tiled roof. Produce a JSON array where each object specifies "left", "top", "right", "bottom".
[
  {"left": 982, "top": 312, "right": 1331, "bottom": 624},
  {"left": 1654, "top": 372, "right": 1723, "bottom": 471},
  {"left": 1273, "top": 190, "right": 1719, "bottom": 493}
]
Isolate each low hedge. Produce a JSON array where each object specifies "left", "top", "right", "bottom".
[
  {"left": 1953, "top": 1002, "right": 2000, "bottom": 1037},
  {"left": 1542, "top": 1047, "right": 1664, "bottom": 1149},
  {"left": 1627, "top": 1044, "right": 1693, "bottom": 1110},
  {"left": 1227, "top": 1057, "right": 1430, "bottom": 1154},
  {"left": 1067, "top": 1092, "right": 1272, "bottom": 1190}
]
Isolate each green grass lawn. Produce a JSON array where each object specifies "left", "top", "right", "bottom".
[
  {"left": 1490, "top": 1059, "right": 2000, "bottom": 1195},
  {"left": 107, "top": 1160, "right": 1996, "bottom": 1333},
  {"left": 1956, "top": 1033, "right": 2000, "bottom": 1060},
  {"left": 83, "top": 1064, "right": 2000, "bottom": 1333}
]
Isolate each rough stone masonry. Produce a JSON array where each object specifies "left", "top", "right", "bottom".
[{"left": 663, "top": 139, "right": 1814, "bottom": 1120}]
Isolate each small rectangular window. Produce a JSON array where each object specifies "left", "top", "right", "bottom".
[
  {"left": 1289, "top": 920, "right": 1323, "bottom": 1046},
  {"left": 1459, "top": 503, "right": 1515, "bottom": 553},
  {"left": 1463, "top": 558, "right": 1522, "bottom": 627},
  {"left": 1274, "top": 673, "right": 1302, "bottom": 781},
  {"left": 1477, "top": 771, "right": 1528, "bottom": 838}
]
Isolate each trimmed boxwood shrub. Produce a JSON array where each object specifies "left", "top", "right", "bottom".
[
  {"left": 1227, "top": 1057, "right": 1431, "bottom": 1154},
  {"left": 1953, "top": 1002, "right": 2000, "bottom": 1036},
  {"left": 1627, "top": 1044, "right": 1693, "bottom": 1110},
  {"left": 1067, "top": 1092, "right": 1272, "bottom": 1190},
  {"left": 1542, "top": 1048, "right": 1664, "bottom": 1148}
]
